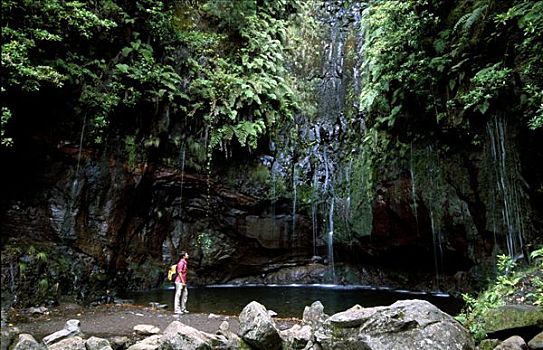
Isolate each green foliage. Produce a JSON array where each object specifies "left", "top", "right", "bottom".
[
  {"left": 1, "top": 107, "right": 13, "bottom": 147},
  {"left": 531, "top": 246, "right": 543, "bottom": 269},
  {"left": 360, "top": 0, "right": 437, "bottom": 129},
  {"left": 495, "top": 1, "right": 543, "bottom": 130},
  {"left": 187, "top": 4, "right": 299, "bottom": 153},
  {"left": 359, "top": 0, "right": 543, "bottom": 178},
  {"left": 457, "top": 251, "right": 543, "bottom": 342},
  {"left": 459, "top": 63, "right": 512, "bottom": 115},
  {"left": 197, "top": 231, "right": 213, "bottom": 252}
]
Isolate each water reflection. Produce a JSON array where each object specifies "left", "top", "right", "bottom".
[{"left": 123, "top": 285, "right": 463, "bottom": 318}]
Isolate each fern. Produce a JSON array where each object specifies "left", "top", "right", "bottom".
[{"left": 454, "top": 4, "right": 488, "bottom": 33}]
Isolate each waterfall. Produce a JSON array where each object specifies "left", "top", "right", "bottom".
[
  {"left": 73, "top": 113, "right": 86, "bottom": 191},
  {"left": 328, "top": 198, "right": 336, "bottom": 284},
  {"left": 59, "top": 115, "right": 87, "bottom": 240},
  {"left": 487, "top": 115, "right": 526, "bottom": 259},
  {"left": 311, "top": 170, "right": 319, "bottom": 257},
  {"left": 426, "top": 145, "right": 443, "bottom": 290},
  {"left": 292, "top": 164, "right": 298, "bottom": 238},
  {"left": 179, "top": 143, "right": 186, "bottom": 239},
  {"left": 271, "top": 161, "right": 278, "bottom": 238},
  {"left": 410, "top": 144, "right": 420, "bottom": 237}
]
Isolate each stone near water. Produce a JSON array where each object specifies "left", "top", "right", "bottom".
[
  {"left": 314, "top": 299, "right": 474, "bottom": 350},
  {"left": 239, "top": 301, "right": 282, "bottom": 350},
  {"left": 280, "top": 324, "right": 312, "bottom": 350},
  {"left": 302, "top": 300, "right": 328, "bottom": 329},
  {"left": 162, "top": 320, "right": 227, "bottom": 349}
]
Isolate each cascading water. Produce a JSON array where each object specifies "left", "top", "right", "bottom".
[
  {"left": 59, "top": 114, "right": 87, "bottom": 240},
  {"left": 178, "top": 143, "right": 186, "bottom": 237},
  {"left": 486, "top": 114, "right": 527, "bottom": 260},
  {"left": 426, "top": 145, "right": 444, "bottom": 290},
  {"left": 328, "top": 198, "right": 336, "bottom": 284},
  {"left": 292, "top": 164, "right": 298, "bottom": 238},
  {"left": 410, "top": 143, "right": 420, "bottom": 237},
  {"left": 311, "top": 171, "right": 318, "bottom": 257},
  {"left": 272, "top": 1, "right": 365, "bottom": 282}
]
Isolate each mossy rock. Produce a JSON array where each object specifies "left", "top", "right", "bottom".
[
  {"left": 477, "top": 339, "right": 501, "bottom": 350},
  {"left": 482, "top": 305, "right": 543, "bottom": 333}
]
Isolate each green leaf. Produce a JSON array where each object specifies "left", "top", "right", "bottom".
[{"left": 115, "top": 63, "right": 129, "bottom": 74}]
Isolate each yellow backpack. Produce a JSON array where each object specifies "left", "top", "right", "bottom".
[{"left": 167, "top": 264, "right": 177, "bottom": 282}]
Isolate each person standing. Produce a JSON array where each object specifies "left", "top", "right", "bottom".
[{"left": 174, "top": 252, "right": 189, "bottom": 314}]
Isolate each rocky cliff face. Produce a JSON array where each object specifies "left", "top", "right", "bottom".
[{"left": 0, "top": 127, "right": 507, "bottom": 309}]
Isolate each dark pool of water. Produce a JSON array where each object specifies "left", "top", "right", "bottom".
[{"left": 123, "top": 284, "right": 464, "bottom": 318}]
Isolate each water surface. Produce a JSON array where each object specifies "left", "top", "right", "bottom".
[{"left": 124, "top": 284, "right": 464, "bottom": 318}]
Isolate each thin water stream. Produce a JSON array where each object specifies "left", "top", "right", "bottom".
[{"left": 123, "top": 285, "right": 463, "bottom": 318}]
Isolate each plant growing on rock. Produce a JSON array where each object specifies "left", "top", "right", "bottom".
[{"left": 456, "top": 248, "right": 543, "bottom": 342}]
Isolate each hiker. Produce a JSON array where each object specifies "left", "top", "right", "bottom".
[{"left": 174, "top": 251, "right": 189, "bottom": 314}]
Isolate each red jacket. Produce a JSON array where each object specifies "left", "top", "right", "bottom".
[{"left": 176, "top": 258, "right": 187, "bottom": 284}]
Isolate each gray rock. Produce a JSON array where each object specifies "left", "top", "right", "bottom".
[
  {"left": 493, "top": 335, "right": 526, "bottom": 350},
  {"left": 483, "top": 305, "right": 543, "bottom": 334},
  {"left": 133, "top": 324, "right": 160, "bottom": 336},
  {"left": 27, "top": 307, "right": 48, "bottom": 315},
  {"left": 42, "top": 319, "right": 82, "bottom": 346},
  {"left": 162, "top": 320, "right": 227, "bottom": 350},
  {"left": 528, "top": 331, "right": 543, "bottom": 349},
  {"left": 314, "top": 299, "right": 474, "bottom": 350},
  {"left": 217, "top": 320, "right": 243, "bottom": 349},
  {"left": 108, "top": 336, "right": 130, "bottom": 350},
  {"left": 85, "top": 336, "right": 113, "bottom": 350},
  {"left": 477, "top": 338, "right": 501, "bottom": 350},
  {"left": 302, "top": 301, "right": 328, "bottom": 329},
  {"left": 239, "top": 301, "right": 282, "bottom": 350},
  {"left": 11, "top": 334, "right": 44, "bottom": 350},
  {"left": 126, "top": 335, "right": 162, "bottom": 350},
  {"left": 47, "top": 336, "right": 85, "bottom": 350},
  {"left": 1, "top": 326, "right": 20, "bottom": 350},
  {"left": 280, "top": 324, "right": 312, "bottom": 349}
]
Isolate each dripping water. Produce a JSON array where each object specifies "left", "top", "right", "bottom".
[
  {"left": 312, "top": 170, "right": 318, "bottom": 257},
  {"left": 292, "top": 164, "right": 297, "bottom": 238},
  {"left": 426, "top": 145, "right": 443, "bottom": 291},
  {"left": 410, "top": 143, "right": 420, "bottom": 237},
  {"left": 179, "top": 143, "right": 186, "bottom": 235},
  {"left": 487, "top": 115, "right": 526, "bottom": 259},
  {"left": 328, "top": 198, "right": 336, "bottom": 284}
]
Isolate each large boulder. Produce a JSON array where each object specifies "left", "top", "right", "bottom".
[
  {"left": 239, "top": 301, "right": 282, "bottom": 350},
  {"left": 314, "top": 299, "right": 474, "bottom": 350},
  {"left": 482, "top": 305, "right": 543, "bottom": 334},
  {"left": 161, "top": 320, "right": 227, "bottom": 350}
]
